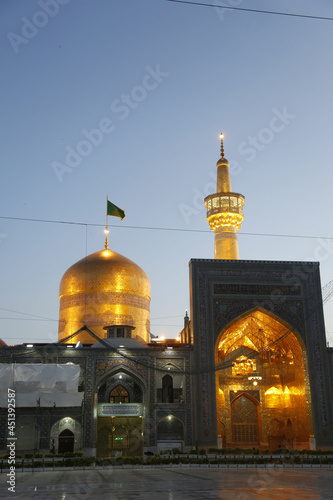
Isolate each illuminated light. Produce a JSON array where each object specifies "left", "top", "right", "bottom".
[
  {"left": 167, "top": 347, "right": 173, "bottom": 350},
  {"left": 220, "top": 133, "right": 224, "bottom": 139},
  {"left": 167, "top": 367, "right": 171, "bottom": 371},
  {"left": 119, "top": 345, "right": 125, "bottom": 348},
  {"left": 102, "top": 249, "right": 112, "bottom": 257},
  {"left": 118, "top": 375, "right": 122, "bottom": 379},
  {"left": 265, "top": 387, "right": 281, "bottom": 395},
  {"left": 67, "top": 345, "right": 74, "bottom": 348},
  {"left": 176, "top": 336, "right": 181, "bottom": 342},
  {"left": 65, "top": 418, "right": 69, "bottom": 423},
  {"left": 284, "top": 386, "right": 292, "bottom": 407},
  {"left": 248, "top": 372, "right": 262, "bottom": 386},
  {"left": 265, "top": 386, "right": 283, "bottom": 408},
  {"left": 26, "top": 344, "right": 33, "bottom": 348},
  {"left": 160, "top": 336, "right": 165, "bottom": 341},
  {"left": 104, "top": 229, "right": 109, "bottom": 234},
  {"left": 168, "top": 415, "right": 172, "bottom": 421}
]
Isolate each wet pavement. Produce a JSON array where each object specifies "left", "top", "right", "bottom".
[{"left": 1, "top": 467, "right": 332, "bottom": 499}]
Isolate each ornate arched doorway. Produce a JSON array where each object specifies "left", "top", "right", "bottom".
[
  {"left": 58, "top": 429, "right": 75, "bottom": 453},
  {"left": 96, "top": 370, "right": 145, "bottom": 457},
  {"left": 156, "top": 415, "right": 184, "bottom": 452},
  {"left": 231, "top": 394, "right": 260, "bottom": 445},
  {"left": 215, "top": 309, "right": 314, "bottom": 449},
  {"left": 50, "top": 418, "right": 81, "bottom": 454}
]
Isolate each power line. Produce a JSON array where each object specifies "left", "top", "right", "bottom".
[
  {"left": 0, "top": 318, "right": 56, "bottom": 322},
  {"left": 0, "top": 307, "right": 56, "bottom": 321},
  {"left": 0, "top": 305, "right": 184, "bottom": 325},
  {"left": 1, "top": 215, "right": 333, "bottom": 241},
  {"left": 166, "top": 0, "right": 333, "bottom": 22}
]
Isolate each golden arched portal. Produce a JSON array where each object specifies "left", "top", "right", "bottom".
[{"left": 215, "top": 309, "right": 314, "bottom": 449}]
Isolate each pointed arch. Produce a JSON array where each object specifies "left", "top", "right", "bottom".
[
  {"left": 162, "top": 374, "right": 174, "bottom": 403},
  {"left": 215, "top": 307, "right": 314, "bottom": 449},
  {"left": 95, "top": 364, "right": 148, "bottom": 394},
  {"left": 58, "top": 429, "right": 75, "bottom": 453},
  {"left": 109, "top": 384, "right": 129, "bottom": 403},
  {"left": 156, "top": 415, "right": 184, "bottom": 442},
  {"left": 215, "top": 307, "right": 306, "bottom": 356},
  {"left": 50, "top": 417, "right": 81, "bottom": 454},
  {"left": 156, "top": 363, "right": 184, "bottom": 403}
]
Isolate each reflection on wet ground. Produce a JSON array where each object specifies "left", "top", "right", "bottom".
[{"left": 1, "top": 467, "right": 332, "bottom": 499}]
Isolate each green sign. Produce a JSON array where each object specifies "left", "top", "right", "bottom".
[{"left": 98, "top": 403, "right": 143, "bottom": 417}]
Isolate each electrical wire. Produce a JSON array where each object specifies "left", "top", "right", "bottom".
[
  {"left": 166, "top": 0, "right": 333, "bottom": 22},
  {"left": 0, "top": 307, "right": 56, "bottom": 321},
  {"left": 1, "top": 215, "right": 333, "bottom": 240}
]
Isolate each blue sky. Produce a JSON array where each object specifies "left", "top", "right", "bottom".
[{"left": 1, "top": 0, "right": 333, "bottom": 345}]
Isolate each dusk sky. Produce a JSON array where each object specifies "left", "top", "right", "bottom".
[{"left": 1, "top": 0, "right": 333, "bottom": 346}]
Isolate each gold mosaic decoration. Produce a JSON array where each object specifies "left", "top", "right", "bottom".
[
  {"left": 58, "top": 249, "right": 151, "bottom": 343},
  {"left": 216, "top": 310, "right": 314, "bottom": 448}
]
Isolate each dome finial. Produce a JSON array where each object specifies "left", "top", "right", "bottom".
[
  {"left": 104, "top": 228, "right": 109, "bottom": 249},
  {"left": 220, "top": 133, "right": 224, "bottom": 158}
]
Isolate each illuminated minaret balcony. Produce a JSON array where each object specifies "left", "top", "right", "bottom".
[{"left": 204, "top": 134, "right": 245, "bottom": 260}]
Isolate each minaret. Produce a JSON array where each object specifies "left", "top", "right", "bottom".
[{"left": 204, "top": 134, "right": 245, "bottom": 259}]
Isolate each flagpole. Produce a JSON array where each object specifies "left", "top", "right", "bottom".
[{"left": 104, "top": 195, "right": 109, "bottom": 249}]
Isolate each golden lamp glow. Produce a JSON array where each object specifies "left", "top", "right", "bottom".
[
  {"left": 102, "top": 249, "right": 112, "bottom": 257},
  {"left": 104, "top": 229, "right": 109, "bottom": 234},
  {"left": 220, "top": 133, "right": 224, "bottom": 139},
  {"left": 248, "top": 373, "right": 262, "bottom": 386},
  {"left": 160, "top": 336, "right": 165, "bottom": 341}
]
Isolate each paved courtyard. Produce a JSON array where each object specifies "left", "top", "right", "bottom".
[{"left": 0, "top": 467, "right": 332, "bottom": 499}]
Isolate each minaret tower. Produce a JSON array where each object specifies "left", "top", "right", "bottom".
[{"left": 204, "top": 134, "right": 245, "bottom": 259}]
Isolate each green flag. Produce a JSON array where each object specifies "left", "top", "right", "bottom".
[{"left": 107, "top": 200, "right": 125, "bottom": 220}]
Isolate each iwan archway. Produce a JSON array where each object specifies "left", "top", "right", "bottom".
[
  {"left": 215, "top": 309, "right": 314, "bottom": 450},
  {"left": 95, "top": 368, "right": 145, "bottom": 458}
]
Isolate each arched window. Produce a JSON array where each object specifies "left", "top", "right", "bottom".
[
  {"left": 162, "top": 374, "right": 173, "bottom": 403},
  {"left": 109, "top": 385, "right": 129, "bottom": 403}
]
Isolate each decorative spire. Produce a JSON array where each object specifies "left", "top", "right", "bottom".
[
  {"left": 220, "top": 133, "right": 224, "bottom": 159},
  {"left": 104, "top": 228, "right": 109, "bottom": 249},
  {"left": 104, "top": 194, "right": 109, "bottom": 249}
]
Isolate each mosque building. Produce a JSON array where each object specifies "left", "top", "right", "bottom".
[{"left": 1, "top": 135, "right": 333, "bottom": 456}]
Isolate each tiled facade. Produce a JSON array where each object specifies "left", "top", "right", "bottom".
[{"left": 1, "top": 258, "right": 333, "bottom": 455}]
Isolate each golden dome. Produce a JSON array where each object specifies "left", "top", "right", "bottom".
[{"left": 58, "top": 249, "right": 151, "bottom": 344}]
